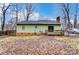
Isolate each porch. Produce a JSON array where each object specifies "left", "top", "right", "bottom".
[{"left": 46, "top": 30, "right": 63, "bottom": 36}]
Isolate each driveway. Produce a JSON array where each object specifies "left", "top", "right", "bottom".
[{"left": 0, "top": 36, "right": 8, "bottom": 40}]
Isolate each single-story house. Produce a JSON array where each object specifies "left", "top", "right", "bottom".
[{"left": 16, "top": 17, "right": 62, "bottom": 35}]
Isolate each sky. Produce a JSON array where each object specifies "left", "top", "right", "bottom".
[
  {"left": 16, "top": 3, "right": 79, "bottom": 20},
  {"left": 12, "top": 3, "right": 62, "bottom": 20},
  {"left": 32, "top": 3, "right": 61, "bottom": 19},
  {"left": 35, "top": 3, "right": 79, "bottom": 20},
  {"left": 0, "top": 3, "right": 79, "bottom": 24}
]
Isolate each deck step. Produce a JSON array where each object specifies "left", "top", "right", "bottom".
[{"left": 47, "top": 32, "right": 62, "bottom": 35}]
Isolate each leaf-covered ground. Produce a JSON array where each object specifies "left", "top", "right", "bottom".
[{"left": 0, "top": 35, "right": 79, "bottom": 55}]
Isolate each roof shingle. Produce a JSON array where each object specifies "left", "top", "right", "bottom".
[{"left": 17, "top": 20, "right": 61, "bottom": 25}]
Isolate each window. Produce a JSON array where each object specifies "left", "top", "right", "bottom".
[
  {"left": 22, "top": 26, "right": 25, "bottom": 30},
  {"left": 48, "top": 26, "right": 54, "bottom": 32}
]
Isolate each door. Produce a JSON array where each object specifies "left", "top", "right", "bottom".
[{"left": 48, "top": 26, "right": 54, "bottom": 32}]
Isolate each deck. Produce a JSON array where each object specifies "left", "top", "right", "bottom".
[{"left": 47, "top": 30, "right": 63, "bottom": 35}]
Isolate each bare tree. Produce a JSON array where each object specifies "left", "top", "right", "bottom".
[
  {"left": 15, "top": 4, "right": 18, "bottom": 23},
  {"left": 74, "top": 4, "right": 78, "bottom": 28},
  {"left": 4, "top": 3, "right": 19, "bottom": 31},
  {"left": 25, "top": 3, "right": 35, "bottom": 21},
  {"left": 14, "top": 4, "right": 19, "bottom": 32},
  {"left": 61, "top": 3, "right": 71, "bottom": 29},
  {"left": 1, "top": 4, "right": 11, "bottom": 31}
]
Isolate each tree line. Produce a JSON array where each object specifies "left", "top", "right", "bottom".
[
  {"left": 0, "top": 3, "right": 34, "bottom": 31},
  {"left": 61, "top": 3, "right": 79, "bottom": 30},
  {"left": 0, "top": 3, "right": 79, "bottom": 32}
]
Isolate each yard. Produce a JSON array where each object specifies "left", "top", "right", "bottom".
[{"left": 0, "top": 35, "right": 79, "bottom": 55}]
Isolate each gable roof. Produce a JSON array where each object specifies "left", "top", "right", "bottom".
[{"left": 17, "top": 20, "right": 61, "bottom": 25}]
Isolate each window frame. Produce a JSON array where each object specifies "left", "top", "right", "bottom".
[{"left": 48, "top": 26, "right": 54, "bottom": 32}]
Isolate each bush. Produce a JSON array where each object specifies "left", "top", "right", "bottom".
[
  {"left": 5, "top": 30, "right": 16, "bottom": 36},
  {"left": 0, "top": 30, "right": 16, "bottom": 36},
  {"left": 0, "top": 31, "right": 6, "bottom": 36}
]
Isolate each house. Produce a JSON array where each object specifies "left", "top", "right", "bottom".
[{"left": 16, "top": 17, "right": 62, "bottom": 35}]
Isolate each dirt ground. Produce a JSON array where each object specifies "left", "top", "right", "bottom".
[{"left": 0, "top": 35, "right": 79, "bottom": 55}]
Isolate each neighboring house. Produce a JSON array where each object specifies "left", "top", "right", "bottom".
[{"left": 16, "top": 17, "right": 62, "bottom": 35}]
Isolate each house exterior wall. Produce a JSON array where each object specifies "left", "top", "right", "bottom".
[{"left": 16, "top": 24, "right": 61, "bottom": 33}]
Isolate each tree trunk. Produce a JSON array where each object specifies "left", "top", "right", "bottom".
[
  {"left": 74, "top": 18, "right": 77, "bottom": 28},
  {"left": 26, "top": 13, "right": 30, "bottom": 21},
  {"left": 74, "top": 4, "right": 78, "bottom": 28},
  {"left": 2, "top": 11, "right": 5, "bottom": 31}
]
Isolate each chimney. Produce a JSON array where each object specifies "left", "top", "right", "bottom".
[{"left": 56, "top": 16, "right": 60, "bottom": 23}]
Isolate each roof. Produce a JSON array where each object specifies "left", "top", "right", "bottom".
[{"left": 17, "top": 20, "right": 61, "bottom": 25}]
